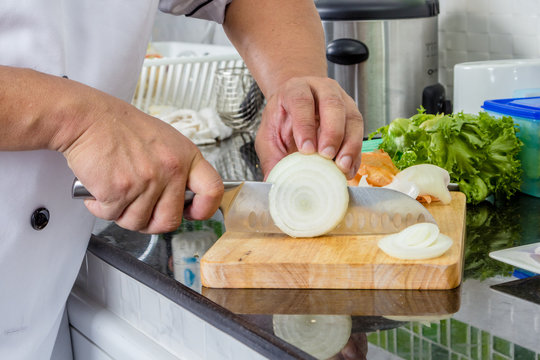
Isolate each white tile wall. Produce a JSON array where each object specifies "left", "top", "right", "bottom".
[
  {"left": 72, "top": 252, "right": 269, "bottom": 360},
  {"left": 438, "top": 0, "right": 540, "bottom": 100}
]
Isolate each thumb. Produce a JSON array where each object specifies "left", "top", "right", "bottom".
[{"left": 255, "top": 127, "right": 288, "bottom": 181}]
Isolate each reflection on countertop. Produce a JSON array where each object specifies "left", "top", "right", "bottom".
[{"left": 92, "top": 131, "right": 540, "bottom": 360}]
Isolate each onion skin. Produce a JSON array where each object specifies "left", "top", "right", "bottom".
[{"left": 267, "top": 152, "right": 349, "bottom": 238}]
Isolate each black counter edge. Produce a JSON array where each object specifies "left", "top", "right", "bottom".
[{"left": 87, "top": 235, "right": 315, "bottom": 360}]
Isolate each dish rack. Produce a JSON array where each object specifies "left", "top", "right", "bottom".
[{"left": 132, "top": 53, "right": 245, "bottom": 113}]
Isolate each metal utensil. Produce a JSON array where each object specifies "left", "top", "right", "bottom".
[
  {"left": 72, "top": 179, "right": 436, "bottom": 235},
  {"left": 213, "top": 66, "right": 264, "bottom": 131}
]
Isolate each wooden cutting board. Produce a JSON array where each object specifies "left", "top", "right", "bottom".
[{"left": 201, "top": 192, "right": 466, "bottom": 290}]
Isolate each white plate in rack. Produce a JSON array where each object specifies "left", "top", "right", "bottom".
[{"left": 489, "top": 242, "right": 540, "bottom": 275}]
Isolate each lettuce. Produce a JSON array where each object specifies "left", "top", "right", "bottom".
[{"left": 370, "top": 110, "right": 523, "bottom": 204}]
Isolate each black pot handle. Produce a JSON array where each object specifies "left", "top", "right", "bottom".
[
  {"left": 326, "top": 38, "right": 369, "bottom": 65},
  {"left": 422, "top": 83, "right": 453, "bottom": 114}
]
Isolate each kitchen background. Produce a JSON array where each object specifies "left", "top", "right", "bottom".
[
  {"left": 151, "top": 0, "right": 540, "bottom": 105},
  {"left": 145, "top": 1, "right": 540, "bottom": 359}
]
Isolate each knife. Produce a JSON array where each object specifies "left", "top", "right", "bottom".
[{"left": 72, "top": 179, "right": 436, "bottom": 235}]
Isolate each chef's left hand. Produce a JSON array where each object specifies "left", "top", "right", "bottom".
[{"left": 255, "top": 76, "right": 364, "bottom": 180}]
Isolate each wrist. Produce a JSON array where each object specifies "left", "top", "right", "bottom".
[
  {"left": 0, "top": 67, "right": 90, "bottom": 152},
  {"left": 46, "top": 77, "right": 104, "bottom": 153}
]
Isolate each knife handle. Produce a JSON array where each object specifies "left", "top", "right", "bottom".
[{"left": 71, "top": 178, "right": 195, "bottom": 205}]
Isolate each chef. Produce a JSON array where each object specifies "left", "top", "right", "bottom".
[{"left": 0, "top": 0, "right": 363, "bottom": 358}]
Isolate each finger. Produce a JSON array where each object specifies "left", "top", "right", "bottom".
[
  {"left": 84, "top": 199, "right": 129, "bottom": 222},
  {"left": 183, "top": 153, "right": 224, "bottom": 221},
  {"left": 281, "top": 79, "right": 318, "bottom": 154},
  {"left": 114, "top": 181, "right": 166, "bottom": 232},
  {"left": 335, "top": 95, "right": 364, "bottom": 179},
  {"left": 255, "top": 135, "right": 288, "bottom": 180},
  {"left": 314, "top": 79, "right": 347, "bottom": 160},
  {"left": 139, "top": 178, "right": 186, "bottom": 234},
  {"left": 82, "top": 178, "right": 139, "bottom": 221},
  {"left": 254, "top": 105, "right": 294, "bottom": 179}
]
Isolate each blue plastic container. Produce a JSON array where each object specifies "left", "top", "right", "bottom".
[{"left": 482, "top": 97, "right": 540, "bottom": 198}]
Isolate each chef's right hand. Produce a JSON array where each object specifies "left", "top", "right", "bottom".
[{"left": 59, "top": 89, "right": 224, "bottom": 234}]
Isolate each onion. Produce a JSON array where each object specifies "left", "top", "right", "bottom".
[
  {"left": 394, "top": 164, "right": 451, "bottom": 204},
  {"left": 358, "top": 174, "right": 370, "bottom": 187},
  {"left": 383, "top": 177, "right": 420, "bottom": 199},
  {"left": 272, "top": 315, "right": 352, "bottom": 359},
  {"left": 378, "top": 223, "right": 453, "bottom": 260},
  {"left": 267, "top": 152, "right": 349, "bottom": 238}
]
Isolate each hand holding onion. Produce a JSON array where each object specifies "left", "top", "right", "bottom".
[{"left": 254, "top": 76, "right": 364, "bottom": 180}]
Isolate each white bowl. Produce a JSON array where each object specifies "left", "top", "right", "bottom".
[{"left": 453, "top": 59, "right": 540, "bottom": 114}]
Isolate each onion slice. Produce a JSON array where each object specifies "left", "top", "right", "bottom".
[
  {"left": 378, "top": 223, "right": 453, "bottom": 260},
  {"left": 394, "top": 164, "right": 451, "bottom": 204},
  {"left": 267, "top": 152, "right": 349, "bottom": 238},
  {"left": 383, "top": 177, "right": 420, "bottom": 199},
  {"left": 272, "top": 315, "right": 352, "bottom": 359}
]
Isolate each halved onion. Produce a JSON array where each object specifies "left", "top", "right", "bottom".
[
  {"left": 267, "top": 152, "right": 349, "bottom": 238},
  {"left": 394, "top": 164, "right": 451, "bottom": 204},
  {"left": 378, "top": 223, "right": 453, "bottom": 260},
  {"left": 272, "top": 315, "right": 352, "bottom": 359}
]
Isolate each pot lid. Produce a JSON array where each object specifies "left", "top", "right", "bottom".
[{"left": 315, "top": 0, "right": 439, "bottom": 21}]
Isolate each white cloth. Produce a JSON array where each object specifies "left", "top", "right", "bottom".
[
  {"left": 0, "top": 0, "right": 231, "bottom": 359},
  {"left": 149, "top": 105, "right": 233, "bottom": 145}
]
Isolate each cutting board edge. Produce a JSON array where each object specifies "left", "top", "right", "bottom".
[{"left": 200, "top": 261, "right": 463, "bottom": 290}]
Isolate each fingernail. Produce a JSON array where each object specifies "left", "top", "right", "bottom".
[
  {"left": 301, "top": 140, "right": 316, "bottom": 153},
  {"left": 320, "top": 146, "right": 336, "bottom": 159},
  {"left": 338, "top": 155, "right": 352, "bottom": 171}
]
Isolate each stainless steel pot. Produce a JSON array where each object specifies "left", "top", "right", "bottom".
[{"left": 315, "top": 0, "right": 451, "bottom": 136}]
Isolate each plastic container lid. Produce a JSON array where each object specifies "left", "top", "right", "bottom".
[
  {"left": 314, "top": 0, "right": 439, "bottom": 21},
  {"left": 482, "top": 97, "right": 540, "bottom": 121}
]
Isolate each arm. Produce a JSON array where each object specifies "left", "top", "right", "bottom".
[
  {"left": 223, "top": 0, "right": 363, "bottom": 179},
  {"left": 0, "top": 66, "right": 223, "bottom": 233}
]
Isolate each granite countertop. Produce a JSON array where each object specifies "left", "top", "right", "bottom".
[{"left": 90, "top": 132, "right": 540, "bottom": 360}]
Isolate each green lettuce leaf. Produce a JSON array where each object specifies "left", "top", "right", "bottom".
[{"left": 370, "top": 111, "right": 523, "bottom": 204}]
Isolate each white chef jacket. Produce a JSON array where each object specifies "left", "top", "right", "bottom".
[{"left": 0, "top": 1, "right": 231, "bottom": 359}]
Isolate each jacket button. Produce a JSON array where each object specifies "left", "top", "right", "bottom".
[{"left": 31, "top": 208, "right": 50, "bottom": 230}]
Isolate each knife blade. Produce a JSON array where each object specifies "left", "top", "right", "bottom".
[{"left": 72, "top": 179, "right": 436, "bottom": 235}]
